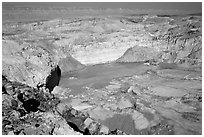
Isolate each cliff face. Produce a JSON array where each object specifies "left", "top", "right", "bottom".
[{"left": 116, "top": 15, "right": 202, "bottom": 68}]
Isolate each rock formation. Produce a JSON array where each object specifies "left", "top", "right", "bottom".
[
  {"left": 45, "top": 65, "right": 61, "bottom": 92},
  {"left": 117, "top": 15, "right": 202, "bottom": 68},
  {"left": 2, "top": 6, "right": 202, "bottom": 135}
]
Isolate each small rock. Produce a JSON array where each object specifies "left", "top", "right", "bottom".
[
  {"left": 84, "top": 118, "right": 94, "bottom": 128},
  {"left": 128, "top": 86, "right": 141, "bottom": 95},
  {"left": 8, "top": 131, "right": 15, "bottom": 135},
  {"left": 11, "top": 99, "right": 18, "bottom": 108},
  {"left": 109, "top": 129, "right": 125, "bottom": 135},
  {"left": 71, "top": 109, "right": 78, "bottom": 115},
  {"left": 127, "top": 86, "right": 134, "bottom": 93},
  {"left": 72, "top": 104, "right": 94, "bottom": 111},
  {"left": 2, "top": 119, "right": 11, "bottom": 127},
  {"left": 99, "top": 125, "right": 109, "bottom": 134},
  {"left": 52, "top": 86, "right": 64, "bottom": 95},
  {"left": 17, "top": 108, "right": 26, "bottom": 117},
  {"left": 18, "top": 130, "right": 25, "bottom": 135},
  {"left": 2, "top": 94, "right": 13, "bottom": 107},
  {"left": 4, "top": 83, "right": 14, "bottom": 95},
  {"left": 53, "top": 119, "right": 81, "bottom": 135},
  {"left": 56, "top": 102, "right": 71, "bottom": 115},
  {"left": 5, "top": 125, "right": 12, "bottom": 128},
  {"left": 88, "top": 122, "right": 99, "bottom": 134},
  {"left": 10, "top": 110, "right": 20, "bottom": 119},
  {"left": 52, "top": 86, "right": 70, "bottom": 98}
]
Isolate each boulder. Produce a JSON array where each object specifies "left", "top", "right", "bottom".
[
  {"left": 56, "top": 102, "right": 71, "bottom": 115},
  {"left": 99, "top": 125, "right": 109, "bottom": 134},
  {"left": 84, "top": 118, "right": 94, "bottom": 128},
  {"left": 45, "top": 65, "right": 61, "bottom": 92},
  {"left": 7, "top": 131, "right": 15, "bottom": 135},
  {"left": 88, "top": 122, "right": 100, "bottom": 134},
  {"left": 127, "top": 86, "right": 141, "bottom": 95},
  {"left": 43, "top": 112, "right": 81, "bottom": 135},
  {"left": 52, "top": 86, "right": 71, "bottom": 98},
  {"left": 53, "top": 118, "right": 81, "bottom": 135}
]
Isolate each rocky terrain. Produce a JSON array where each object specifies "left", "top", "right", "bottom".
[{"left": 2, "top": 6, "right": 202, "bottom": 135}]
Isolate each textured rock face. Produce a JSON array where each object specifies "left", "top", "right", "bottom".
[
  {"left": 2, "top": 40, "right": 53, "bottom": 87},
  {"left": 117, "top": 15, "right": 202, "bottom": 68},
  {"left": 45, "top": 65, "right": 61, "bottom": 92}
]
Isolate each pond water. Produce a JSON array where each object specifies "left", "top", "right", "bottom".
[{"left": 59, "top": 62, "right": 154, "bottom": 95}]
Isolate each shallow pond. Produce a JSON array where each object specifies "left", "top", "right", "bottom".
[{"left": 59, "top": 62, "right": 154, "bottom": 95}]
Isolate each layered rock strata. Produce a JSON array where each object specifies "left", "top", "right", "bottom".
[{"left": 117, "top": 15, "right": 202, "bottom": 69}]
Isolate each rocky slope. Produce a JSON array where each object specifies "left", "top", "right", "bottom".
[{"left": 2, "top": 76, "right": 125, "bottom": 135}]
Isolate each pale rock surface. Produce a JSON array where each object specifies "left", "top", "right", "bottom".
[
  {"left": 52, "top": 86, "right": 71, "bottom": 99},
  {"left": 88, "top": 106, "right": 115, "bottom": 121},
  {"left": 43, "top": 112, "right": 81, "bottom": 135},
  {"left": 150, "top": 86, "right": 187, "bottom": 97},
  {"left": 118, "top": 97, "right": 133, "bottom": 109},
  {"left": 132, "top": 110, "right": 150, "bottom": 130},
  {"left": 7, "top": 131, "right": 15, "bottom": 135},
  {"left": 128, "top": 86, "right": 141, "bottom": 95},
  {"left": 84, "top": 118, "right": 94, "bottom": 128},
  {"left": 99, "top": 125, "right": 109, "bottom": 134}
]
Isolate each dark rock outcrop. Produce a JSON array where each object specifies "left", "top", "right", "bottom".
[{"left": 45, "top": 65, "right": 61, "bottom": 92}]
